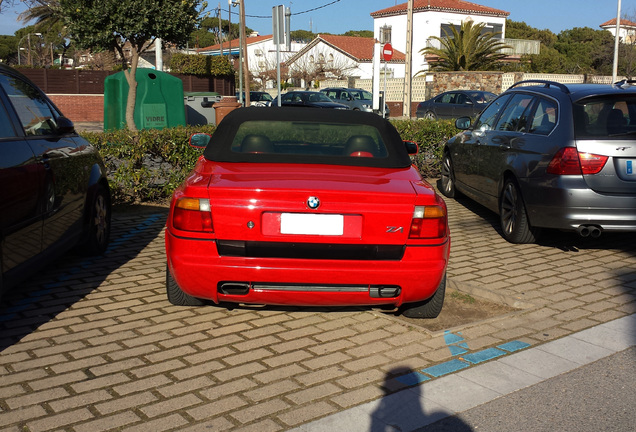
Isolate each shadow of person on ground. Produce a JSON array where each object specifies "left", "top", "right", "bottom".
[{"left": 369, "top": 367, "right": 473, "bottom": 432}]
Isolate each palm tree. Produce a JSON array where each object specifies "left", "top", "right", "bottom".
[
  {"left": 420, "top": 21, "right": 511, "bottom": 72},
  {"left": 18, "top": 1, "right": 72, "bottom": 68},
  {"left": 18, "top": 0, "right": 63, "bottom": 29}
]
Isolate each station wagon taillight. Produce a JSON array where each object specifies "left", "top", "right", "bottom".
[
  {"left": 172, "top": 197, "right": 214, "bottom": 233},
  {"left": 409, "top": 205, "right": 447, "bottom": 239},
  {"left": 547, "top": 147, "right": 608, "bottom": 175}
]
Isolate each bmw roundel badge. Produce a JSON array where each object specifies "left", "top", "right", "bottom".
[{"left": 307, "top": 196, "right": 320, "bottom": 209}]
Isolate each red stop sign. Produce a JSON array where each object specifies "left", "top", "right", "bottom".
[{"left": 382, "top": 43, "right": 393, "bottom": 61}]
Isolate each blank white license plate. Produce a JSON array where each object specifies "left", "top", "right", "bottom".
[{"left": 280, "top": 213, "right": 344, "bottom": 235}]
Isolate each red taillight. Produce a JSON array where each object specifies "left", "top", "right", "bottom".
[
  {"left": 172, "top": 197, "right": 213, "bottom": 233},
  {"left": 547, "top": 148, "right": 608, "bottom": 175},
  {"left": 579, "top": 152, "right": 609, "bottom": 175},
  {"left": 409, "top": 205, "right": 447, "bottom": 239}
]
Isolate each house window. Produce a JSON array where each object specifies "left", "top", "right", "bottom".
[
  {"left": 380, "top": 25, "right": 392, "bottom": 44},
  {"left": 328, "top": 54, "right": 334, "bottom": 64},
  {"left": 309, "top": 55, "right": 314, "bottom": 63},
  {"left": 318, "top": 53, "right": 325, "bottom": 64}
]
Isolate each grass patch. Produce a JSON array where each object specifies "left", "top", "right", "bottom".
[{"left": 449, "top": 290, "right": 476, "bottom": 304}]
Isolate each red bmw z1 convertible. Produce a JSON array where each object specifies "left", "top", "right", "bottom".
[{"left": 165, "top": 107, "right": 450, "bottom": 318}]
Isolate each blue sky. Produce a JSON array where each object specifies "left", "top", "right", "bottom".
[{"left": 0, "top": 0, "right": 634, "bottom": 37}]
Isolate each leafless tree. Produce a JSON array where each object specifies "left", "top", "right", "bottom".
[
  {"left": 248, "top": 52, "right": 278, "bottom": 90},
  {"left": 619, "top": 10, "right": 636, "bottom": 79},
  {"left": 287, "top": 48, "right": 358, "bottom": 89}
]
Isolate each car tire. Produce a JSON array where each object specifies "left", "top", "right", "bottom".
[
  {"left": 440, "top": 152, "right": 456, "bottom": 198},
  {"left": 499, "top": 179, "right": 539, "bottom": 244},
  {"left": 166, "top": 265, "right": 205, "bottom": 306},
  {"left": 400, "top": 274, "right": 446, "bottom": 319},
  {"left": 80, "top": 184, "right": 111, "bottom": 255},
  {"left": 424, "top": 111, "right": 436, "bottom": 120}
]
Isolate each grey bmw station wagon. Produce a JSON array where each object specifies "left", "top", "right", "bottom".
[{"left": 441, "top": 80, "right": 636, "bottom": 244}]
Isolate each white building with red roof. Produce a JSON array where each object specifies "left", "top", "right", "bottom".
[
  {"left": 285, "top": 34, "right": 406, "bottom": 86},
  {"left": 600, "top": 18, "right": 636, "bottom": 44},
  {"left": 197, "top": 34, "right": 306, "bottom": 89},
  {"left": 371, "top": 0, "right": 510, "bottom": 74}
]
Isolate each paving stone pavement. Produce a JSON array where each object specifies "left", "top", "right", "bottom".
[{"left": 1, "top": 190, "right": 635, "bottom": 432}]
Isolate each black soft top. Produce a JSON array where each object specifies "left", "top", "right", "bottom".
[{"left": 202, "top": 107, "right": 413, "bottom": 169}]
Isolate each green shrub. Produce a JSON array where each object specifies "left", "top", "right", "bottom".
[
  {"left": 390, "top": 118, "right": 459, "bottom": 178},
  {"left": 169, "top": 53, "right": 234, "bottom": 76},
  {"left": 80, "top": 119, "right": 459, "bottom": 204},
  {"left": 81, "top": 125, "right": 216, "bottom": 204}
]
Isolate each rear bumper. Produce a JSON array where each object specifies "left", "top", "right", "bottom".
[
  {"left": 522, "top": 177, "right": 636, "bottom": 231},
  {"left": 165, "top": 231, "right": 449, "bottom": 307}
]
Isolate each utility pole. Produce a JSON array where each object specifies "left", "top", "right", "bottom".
[
  {"left": 402, "top": 0, "right": 413, "bottom": 118},
  {"left": 219, "top": 3, "right": 223, "bottom": 56},
  {"left": 230, "top": 0, "right": 242, "bottom": 104},
  {"left": 228, "top": 1, "right": 232, "bottom": 59},
  {"left": 612, "top": 0, "right": 622, "bottom": 82},
  {"left": 239, "top": 0, "right": 250, "bottom": 106},
  {"left": 27, "top": 33, "right": 32, "bottom": 67}
]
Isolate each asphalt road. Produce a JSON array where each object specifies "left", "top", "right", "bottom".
[{"left": 416, "top": 346, "right": 636, "bottom": 432}]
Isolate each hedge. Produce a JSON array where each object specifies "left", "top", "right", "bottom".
[{"left": 80, "top": 119, "right": 459, "bottom": 204}]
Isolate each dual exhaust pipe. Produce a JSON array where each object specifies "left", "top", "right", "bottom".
[{"left": 576, "top": 225, "right": 602, "bottom": 238}]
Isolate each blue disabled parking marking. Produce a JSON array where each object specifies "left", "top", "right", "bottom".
[
  {"left": 395, "top": 371, "right": 431, "bottom": 387},
  {"left": 463, "top": 347, "right": 507, "bottom": 364},
  {"left": 422, "top": 359, "right": 470, "bottom": 377},
  {"left": 448, "top": 345, "right": 468, "bottom": 356},
  {"left": 444, "top": 330, "right": 469, "bottom": 356},
  {"left": 444, "top": 331, "right": 465, "bottom": 345},
  {"left": 394, "top": 339, "right": 532, "bottom": 385},
  {"left": 498, "top": 340, "right": 531, "bottom": 353}
]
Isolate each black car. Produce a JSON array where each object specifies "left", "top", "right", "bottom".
[
  {"left": 416, "top": 90, "right": 496, "bottom": 120},
  {"left": 0, "top": 64, "right": 111, "bottom": 301},
  {"left": 270, "top": 91, "right": 350, "bottom": 110},
  {"left": 442, "top": 80, "right": 636, "bottom": 244}
]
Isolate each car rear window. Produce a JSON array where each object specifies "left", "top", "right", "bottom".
[
  {"left": 231, "top": 120, "right": 388, "bottom": 158},
  {"left": 203, "top": 107, "right": 412, "bottom": 168},
  {"left": 574, "top": 95, "right": 636, "bottom": 138}
]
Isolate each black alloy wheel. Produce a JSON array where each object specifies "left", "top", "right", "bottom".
[{"left": 499, "top": 179, "right": 538, "bottom": 244}]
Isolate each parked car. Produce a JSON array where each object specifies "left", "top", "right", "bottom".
[
  {"left": 165, "top": 108, "right": 450, "bottom": 318},
  {"left": 320, "top": 87, "right": 391, "bottom": 117},
  {"left": 236, "top": 91, "right": 273, "bottom": 107},
  {"left": 270, "top": 91, "right": 350, "bottom": 110},
  {"left": 416, "top": 90, "right": 496, "bottom": 120},
  {"left": 441, "top": 79, "right": 636, "bottom": 244},
  {"left": 0, "top": 64, "right": 111, "bottom": 302}
]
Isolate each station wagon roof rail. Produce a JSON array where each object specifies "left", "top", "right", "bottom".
[
  {"left": 509, "top": 80, "right": 571, "bottom": 94},
  {"left": 613, "top": 79, "right": 636, "bottom": 88}
]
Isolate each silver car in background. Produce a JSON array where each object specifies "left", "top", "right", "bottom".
[
  {"left": 320, "top": 87, "right": 390, "bottom": 118},
  {"left": 441, "top": 80, "right": 636, "bottom": 243}
]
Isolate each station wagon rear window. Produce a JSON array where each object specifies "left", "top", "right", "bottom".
[{"left": 574, "top": 95, "right": 636, "bottom": 138}]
